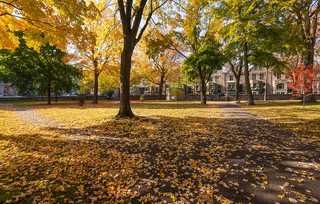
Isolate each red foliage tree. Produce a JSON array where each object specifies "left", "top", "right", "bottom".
[{"left": 288, "top": 64, "right": 319, "bottom": 106}]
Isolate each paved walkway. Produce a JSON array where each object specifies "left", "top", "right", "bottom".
[
  {"left": 0, "top": 103, "right": 65, "bottom": 128},
  {"left": 216, "top": 102, "right": 320, "bottom": 203},
  {"left": 218, "top": 101, "right": 260, "bottom": 119}
]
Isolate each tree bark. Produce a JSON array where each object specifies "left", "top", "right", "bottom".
[
  {"left": 229, "top": 62, "right": 242, "bottom": 102},
  {"left": 235, "top": 75, "right": 240, "bottom": 102},
  {"left": 303, "top": 45, "right": 317, "bottom": 102},
  {"left": 302, "top": 10, "right": 317, "bottom": 103},
  {"left": 158, "top": 73, "right": 164, "bottom": 100},
  {"left": 117, "top": 0, "right": 158, "bottom": 117},
  {"left": 116, "top": 47, "right": 134, "bottom": 118},
  {"left": 302, "top": 47, "right": 317, "bottom": 102},
  {"left": 93, "top": 60, "right": 99, "bottom": 104},
  {"left": 244, "top": 41, "right": 254, "bottom": 105},
  {"left": 199, "top": 72, "right": 206, "bottom": 104}
]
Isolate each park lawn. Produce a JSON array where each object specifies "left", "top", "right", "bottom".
[
  {"left": 240, "top": 100, "right": 320, "bottom": 141},
  {"left": 24, "top": 101, "right": 218, "bottom": 128},
  {"left": 0, "top": 101, "right": 226, "bottom": 203}
]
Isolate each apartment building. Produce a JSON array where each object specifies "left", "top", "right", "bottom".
[{"left": 210, "top": 67, "right": 290, "bottom": 95}]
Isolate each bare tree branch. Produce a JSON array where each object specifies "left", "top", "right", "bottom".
[{"left": 136, "top": 0, "right": 169, "bottom": 43}]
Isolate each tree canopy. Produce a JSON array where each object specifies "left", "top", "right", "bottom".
[{"left": 0, "top": 32, "right": 81, "bottom": 104}]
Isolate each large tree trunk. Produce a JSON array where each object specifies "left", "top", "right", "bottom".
[
  {"left": 303, "top": 46, "right": 317, "bottom": 102},
  {"left": 93, "top": 71, "right": 99, "bottom": 104},
  {"left": 264, "top": 68, "right": 268, "bottom": 101},
  {"left": 199, "top": 76, "right": 206, "bottom": 104},
  {"left": 302, "top": 14, "right": 317, "bottom": 103},
  {"left": 303, "top": 50, "right": 317, "bottom": 102},
  {"left": 235, "top": 75, "right": 240, "bottom": 102},
  {"left": 158, "top": 73, "right": 164, "bottom": 100},
  {"left": 244, "top": 41, "right": 254, "bottom": 105},
  {"left": 117, "top": 48, "right": 134, "bottom": 118}
]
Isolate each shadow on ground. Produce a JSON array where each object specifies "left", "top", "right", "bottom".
[{"left": 1, "top": 114, "right": 320, "bottom": 203}]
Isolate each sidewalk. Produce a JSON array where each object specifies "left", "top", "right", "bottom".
[
  {"left": 218, "top": 101, "right": 260, "bottom": 119},
  {"left": 215, "top": 101, "right": 320, "bottom": 203}
]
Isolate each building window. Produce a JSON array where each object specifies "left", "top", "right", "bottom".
[
  {"left": 260, "top": 73, "right": 264, "bottom": 80},
  {"left": 252, "top": 74, "right": 256, "bottom": 80},
  {"left": 228, "top": 84, "right": 235, "bottom": 91},
  {"left": 277, "top": 83, "right": 284, "bottom": 90},
  {"left": 215, "top": 76, "right": 219, "bottom": 82},
  {"left": 188, "top": 87, "right": 192, "bottom": 94},
  {"left": 229, "top": 75, "right": 234, "bottom": 81}
]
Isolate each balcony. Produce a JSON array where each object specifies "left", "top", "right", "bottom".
[{"left": 226, "top": 80, "right": 236, "bottom": 83}]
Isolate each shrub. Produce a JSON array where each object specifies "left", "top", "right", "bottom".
[
  {"left": 140, "top": 95, "right": 145, "bottom": 102},
  {"left": 77, "top": 94, "right": 85, "bottom": 106}
]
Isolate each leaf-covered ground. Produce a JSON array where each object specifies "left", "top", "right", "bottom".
[
  {"left": 0, "top": 101, "right": 320, "bottom": 203},
  {"left": 241, "top": 101, "right": 320, "bottom": 142}
]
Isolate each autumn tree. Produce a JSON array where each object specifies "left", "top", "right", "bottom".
[
  {"left": 223, "top": 41, "right": 244, "bottom": 102},
  {"left": 213, "top": 0, "right": 289, "bottom": 105},
  {"left": 73, "top": 1, "right": 122, "bottom": 103},
  {"left": 116, "top": 0, "right": 170, "bottom": 117},
  {"left": 143, "top": 29, "right": 181, "bottom": 99},
  {"left": 288, "top": 64, "right": 319, "bottom": 109},
  {"left": 213, "top": 0, "right": 271, "bottom": 105},
  {"left": 0, "top": 0, "right": 92, "bottom": 51},
  {"left": 165, "top": 0, "right": 222, "bottom": 104},
  {"left": 277, "top": 0, "right": 320, "bottom": 102},
  {"left": 99, "top": 71, "right": 120, "bottom": 95}
]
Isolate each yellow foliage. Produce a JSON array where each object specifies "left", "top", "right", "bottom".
[{"left": 0, "top": 0, "right": 93, "bottom": 51}]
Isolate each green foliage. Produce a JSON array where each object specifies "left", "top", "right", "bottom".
[
  {"left": 181, "top": 42, "right": 223, "bottom": 83},
  {"left": 213, "top": 0, "right": 299, "bottom": 73},
  {"left": 140, "top": 95, "right": 145, "bottom": 102},
  {"left": 0, "top": 32, "right": 81, "bottom": 96}
]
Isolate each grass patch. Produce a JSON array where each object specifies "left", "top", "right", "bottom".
[{"left": 240, "top": 100, "right": 320, "bottom": 141}]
